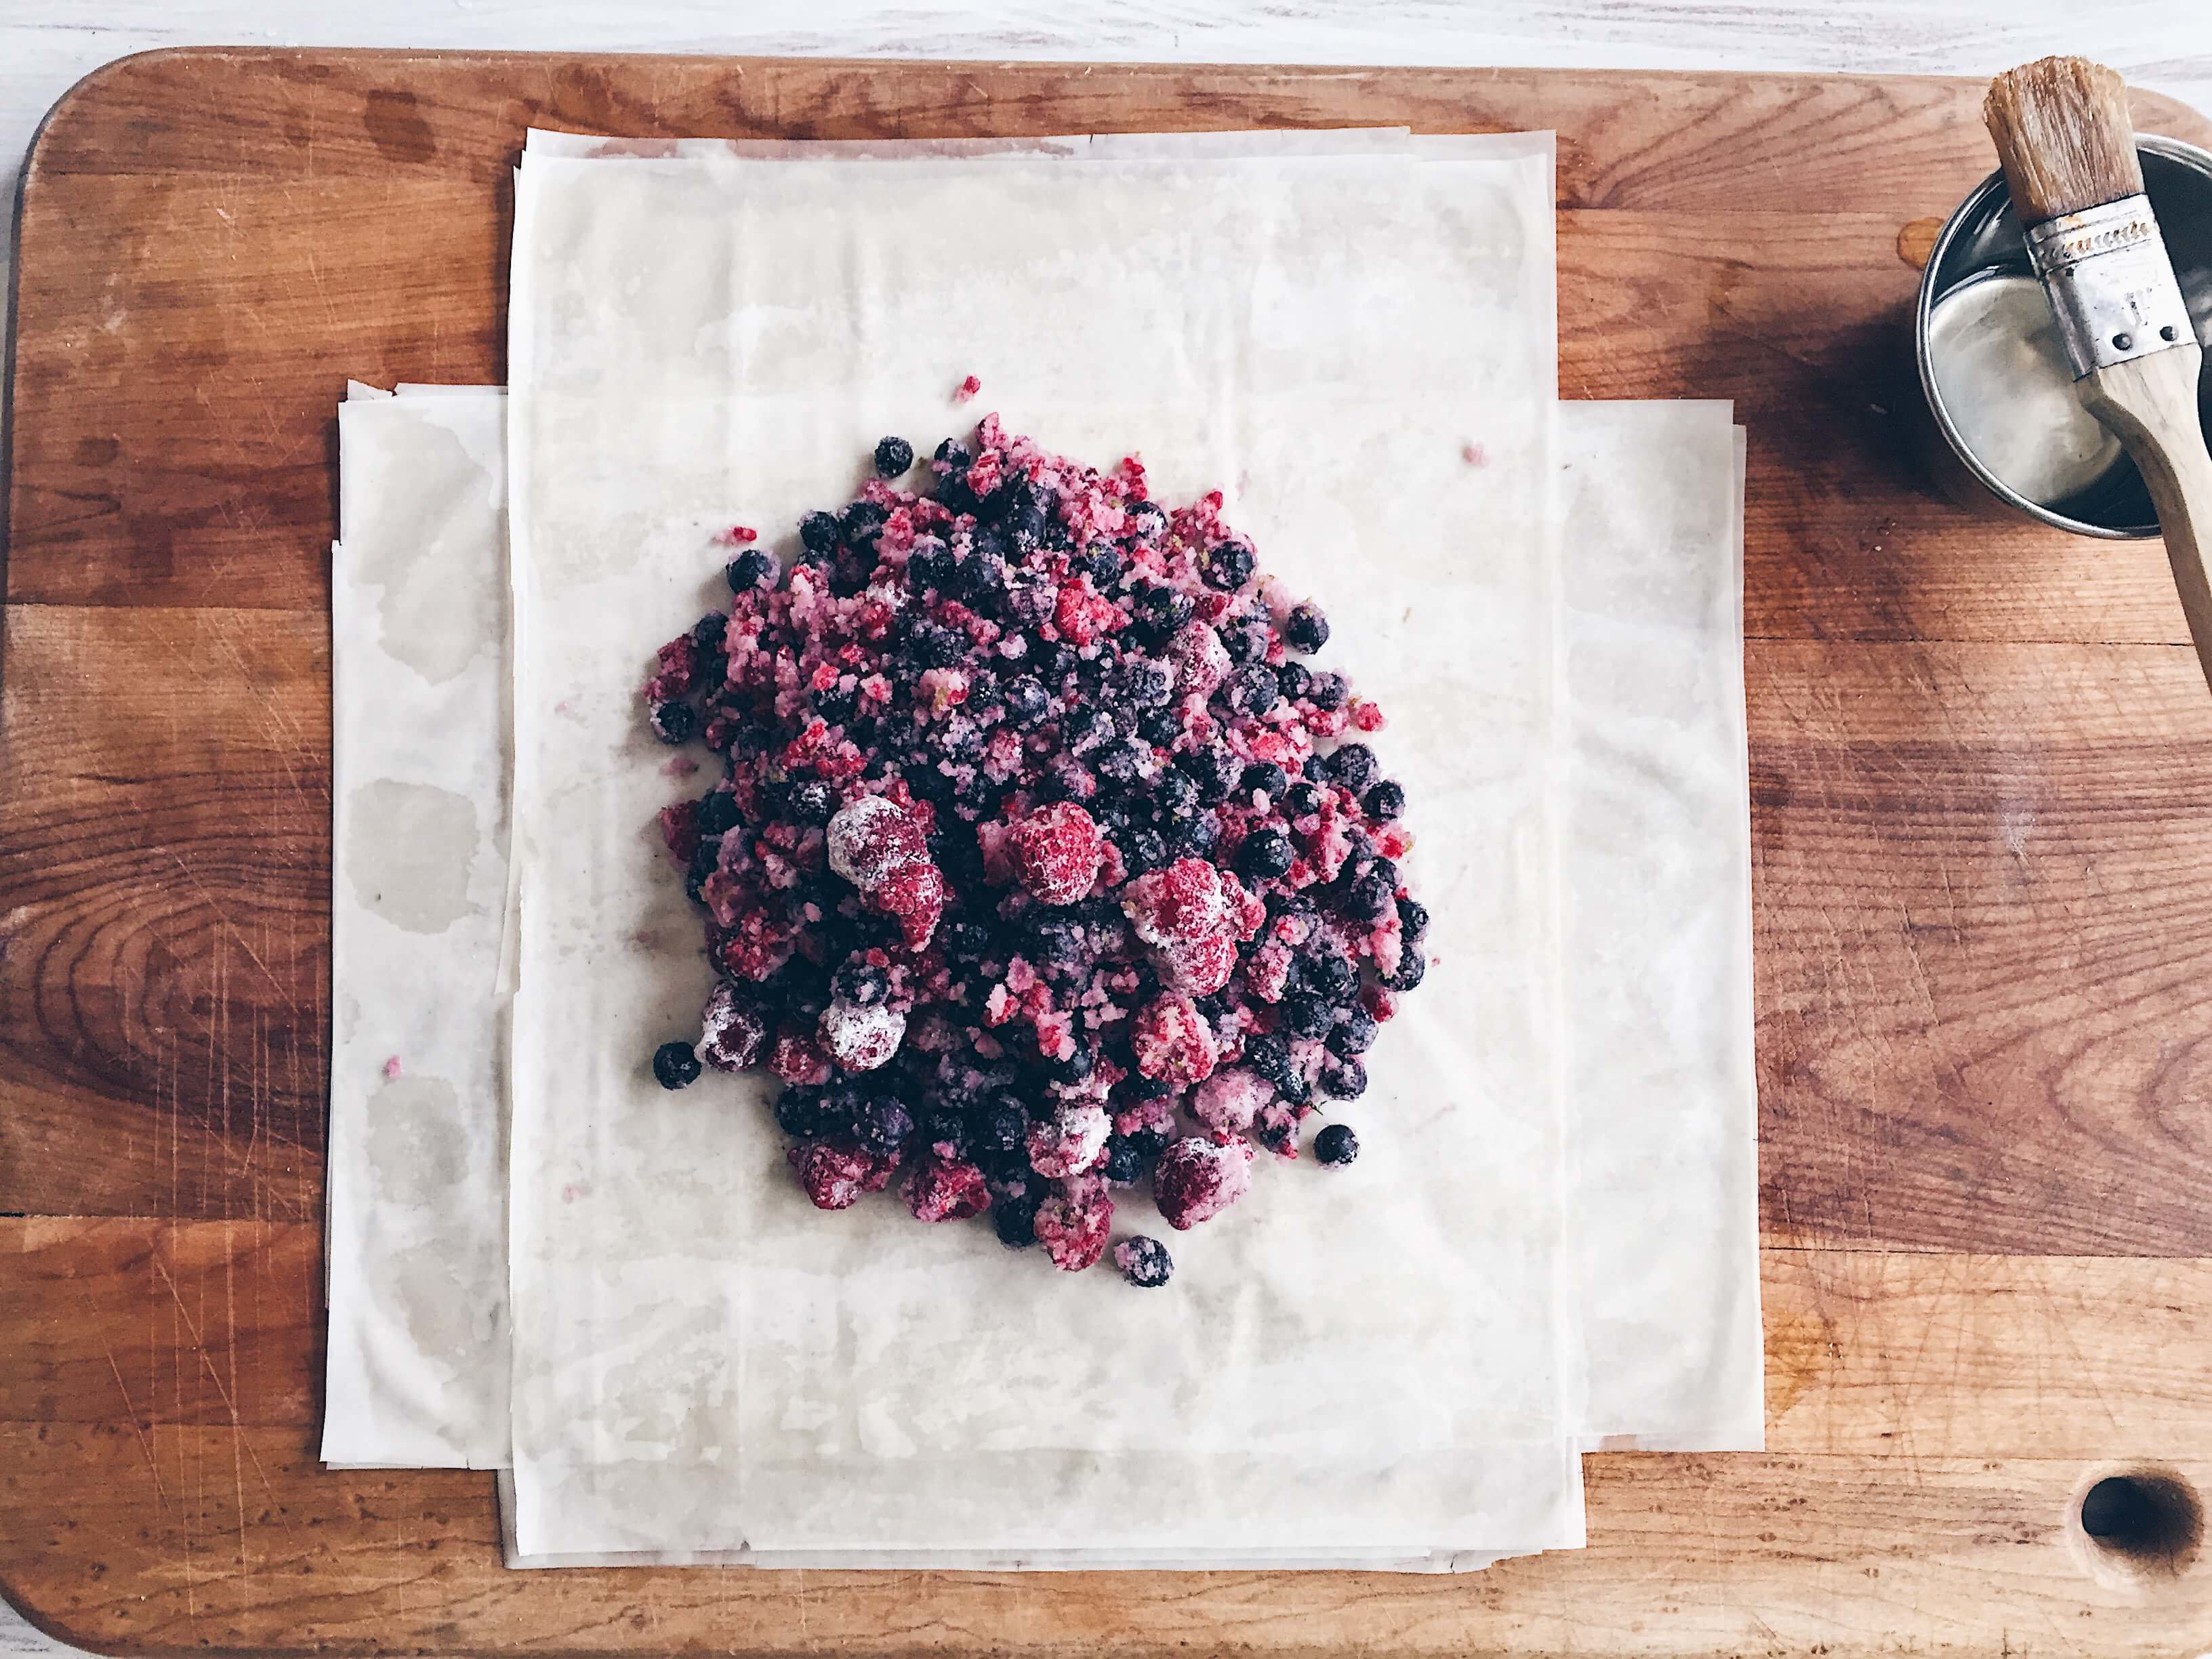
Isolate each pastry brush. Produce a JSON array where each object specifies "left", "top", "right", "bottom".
[{"left": 1986, "top": 56, "right": 2212, "bottom": 689}]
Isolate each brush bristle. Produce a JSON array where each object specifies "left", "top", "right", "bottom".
[{"left": 1984, "top": 56, "right": 2145, "bottom": 225}]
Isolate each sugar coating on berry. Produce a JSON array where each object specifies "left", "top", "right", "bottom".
[
  {"left": 819, "top": 998, "right": 906, "bottom": 1073},
  {"left": 699, "top": 984, "right": 768, "bottom": 1073},
  {"left": 1131, "top": 993, "right": 1218, "bottom": 1086},
  {"left": 1033, "top": 1176, "right": 1115, "bottom": 1271},
  {"left": 1157, "top": 930, "right": 1237, "bottom": 996},
  {"left": 903, "top": 1155, "right": 991, "bottom": 1222},
  {"left": 1191, "top": 1067, "right": 1271, "bottom": 1136},
  {"left": 1153, "top": 1136, "right": 1254, "bottom": 1230},
  {"left": 1115, "top": 1235, "right": 1174, "bottom": 1288},
  {"left": 790, "top": 1141, "right": 899, "bottom": 1210},
  {"left": 1120, "top": 857, "right": 1229, "bottom": 945},
  {"left": 827, "top": 795, "right": 927, "bottom": 889},
  {"left": 869, "top": 859, "right": 945, "bottom": 949},
  {"left": 1007, "top": 801, "right": 1104, "bottom": 906},
  {"left": 1025, "top": 1101, "right": 1111, "bottom": 1179}
]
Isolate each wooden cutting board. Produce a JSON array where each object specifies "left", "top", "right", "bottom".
[{"left": 5, "top": 47, "right": 2212, "bottom": 1657}]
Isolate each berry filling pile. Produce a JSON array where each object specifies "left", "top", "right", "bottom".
[{"left": 644, "top": 417, "right": 1425, "bottom": 1280}]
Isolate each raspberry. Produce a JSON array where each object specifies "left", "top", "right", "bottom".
[
  {"left": 870, "top": 860, "right": 945, "bottom": 949},
  {"left": 699, "top": 984, "right": 769, "bottom": 1072},
  {"left": 1025, "top": 1102, "right": 1111, "bottom": 1179},
  {"left": 903, "top": 1155, "right": 991, "bottom": 1222},
  {"left": 769, "top": 1029, "right": 833, "bottom": 1086},
  {"left": 789, "top": 1140, "right": 900, "bottom": 1210},
  {"left": 1153, "top": 1137, "right": 1253, "bottom": 1230},
  {"left": 1131, "top": 993, "right": 1218, "bottom": 1087},
  {"left": 1157, "top": 930, "right": 1236, "bottom": 996},
  {"left": 1032, "top": 1176, "right": 1114, "bottom": 1271},
  {"left": 827, "top": 794, "right": 927, "bottom": 889},
  {"left": 1006, "top": 802, "right": 1103, "bottom": 907},
  {"left": 1120, "top": 857, "right": 1228, "bottom": 945},
  {"left": 1191, "top": 1066, "right": 1270, "bottom": 1136},
  {"left": 819, "top": 998, "right": 906, "bottom": 1073}
]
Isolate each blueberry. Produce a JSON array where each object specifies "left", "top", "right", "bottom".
[
  {"left": 1237, "top": 827, "right": 1295, "bottom": 880},
  {"left": 1364, "top": 780, "right": 1407, "bottom": 821},
  {"left": 693, "top": 612, "right": 730, "bottom": 651},
  {"left": 1137, "top": 708, "right": 1181, "bottom": 746},
  {"left": 1117, "top": 659, "right": 1174, "bottom": 708},
  {"left": 842, "top": 499, "right": 890, "bottom": 543},
  {"left": 1319, "top": 1057, "right": 1368, "bottom": 1101},
  {"left": 775, "top": 1086, "right": 827, "bottom": 1138},
  {"left": 1220, "top": 616, "right": 1272, "bottom": 665},
  {"left": 919, "top": 1101, "right": 970, "bottom": 1156},
  {"left": 1277, "top": 1069, "right": 1313, "bottom": 1106},
  {"left": 994, "top": 1195, "right": 1041, "bottom": 1248},
  {"left": 908, "top": 541, "right": 955, "bottom": 589},
  {"left": 1200, "top": 540, "right": 1256, "bottom": 590},
  {"left": 1243, "top": 1033, "right": 1295, "bottom": 1088},
  {"left": 1275, "top": 661, "right": 1313, "bottom": 703},
  {"left": 1221, "top": 663, "right": 1282, "bottom": 717},
  {"left": 934, "top": 437, "right": 972, "bottom": 468},
  {"left": 1123, "top": 1115, "right": 1174, "bottom": 1155},
  {"left": 1383, "top": 949, "right": 1427, "bottom": 992},
  {"left": 1102, "top": 1137, "right": 1147, "bottom": 1185},
  {"left": 1154, "top": 766, "right": 1200, "bottom": 817},
  {"left": 1364, "top": 856, "right": 1399, "bottom": 889},
  {"left": 1284, "top": 603, "right": 1330, "bottom": 653},
  {"left": 649, "top": 701, "right": 699, "bottom": 745},
  {"left": 798, "top": 510, "right": 842, "bottom": 554},
  {"left": 1315, "top": 1123, "right": 1359, "bottom": 1166},
  {"left": 1063, "top": 707, "right": 1115, "bottom": 754},
  {"left": 653, "top": 1041, "right": 703, "bottom": 1089},
  {"left": 1123, "top": 825, "right": 1168, "bottom": 873},
  {"left": 726, "top": 548, "right": 777, "bottom": 592},
  {"left": 1303, "top": 951, "right": 1357, "bottom": 1001},
  {"left": 1124, "top": 1073, "right": 1173, "bottom": 1103},
  {"left": 1328, "top": 1006, "right": 1379, "bottom": 1057},
  {"left": 1322, "top": 743, "right": 1378, "bottom": 794},
  {"left": 1135, "top": 583, "right": 1195, "bottom": 634},
  {"left": 789, "top": 779, "right": 838, "bottom": 823},
  {"left": 692, "top": 790, "right": 738, "bottom": 838},
  {"left": 1094, "top": 741, "right": 1146, "bottom": 787},
  {"left": 874, "top": 436, "right": 915, "bottom": 477},
  {"left": 908, "top": 621, "right": 967, "bottom": 668},
  {"left": 1346, "top": 872, "right": 1395, "bottom": 923},
  {"left": 1267, "top": 888, "right": 1319, "bottom": 922},
  {"left": 684, "top": 842, "right": 720, "bottom": 907},
  {"left": 1004, "top": 675, "right": 1051, "bottom": 726},
  {"left": 1237, "top": 764, "right": 1285, "bottom": 802},
  {"left": 854, "top": 1095, "right": 914, "bottom": 1155},
  {"left": 1168, "top": 812, "right": 1221, "bottom": 859},
  {"left": 1279, "top": 993, "right": 1334, "bottom": 1040},
  {"left": 1085, "top": 544, "right": 1126, "bottom": 588},
  {"left": 813, "top": 684, "right": 857, "bottom": 724},
  {"left": 832, "top": 958, "right": 889, "bottom": 1006},
  {"left": 1307, "top": 672, "right": 1350, "bottom": 712},
  {"left": 1397, "top": 896, "right": 1430, "bottom": 939},
  {"left": 1177, "top": 743, "right": 1242, "bottom": 804},
  {"left": 1045, "top": 1045, "right": 1095, "bottom": 1085},
  {"left": 1118, "top": 1235, "right": 1174, "bottom": 1288},
  {"left": 1126, "top": 500, "right": 1168, "bottom": 542},
  {"left": 1281, "top": 782, "right": 1323, "bottom": 819},
  {"left": 975, "top": 1095, "right": 1030, "bottom": 1153}
]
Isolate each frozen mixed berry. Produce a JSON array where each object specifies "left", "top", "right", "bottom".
[
  {"left": 1283, "top": 602, "right": 1330, "bottom": 653},
  {"left": 641, "top": 423, "right": 1430, "bottom": 1272},
  {"left": 653, "top": 1040, "right": 703, "bottom": 1089},
  {"left": 726, "top": 548, "right": 777, "bottom": 592},
  {"left": 1315, "top": 1123, "right": 1359, "bottom": 1166},
  {"left": 1115, "top": 1235, "right": 1174, "bottom": 1288},
  {"left": 649, "top": 701, "right": 699, "bottom": 745}
]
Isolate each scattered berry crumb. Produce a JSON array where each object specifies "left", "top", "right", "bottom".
[
  {"left": 1461, "top": 441, "right": 1486, "bottom": 466},
  {"left": 382, "top": 1055, "right": 403, "bottom": 1081},
  {"left": 954, "top": 374, "right": 982, "bottom": 402},
  {"left": 1115, "top": 1235, "right": 1174, "bottom": 1288}
]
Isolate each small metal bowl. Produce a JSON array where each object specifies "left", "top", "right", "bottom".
[{"left": 1915, "top": 135, "right": 2212, "bottom": 538}]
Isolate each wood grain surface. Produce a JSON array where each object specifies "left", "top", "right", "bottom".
[{"left": 5, "top": 47, "right": 2212, "bottom": 1657}]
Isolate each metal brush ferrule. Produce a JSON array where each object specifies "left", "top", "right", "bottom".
[{"left": 2024, "top": 194, "right": 2194, "bottom": 378}]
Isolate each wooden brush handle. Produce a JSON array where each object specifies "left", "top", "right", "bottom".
[{"left": 2079, "top": 343, "right": 2212, "bottom": 691}]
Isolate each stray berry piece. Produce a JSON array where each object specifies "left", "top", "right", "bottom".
[
  {"left": 726, "top": 548, "right": 776, "bottom": 592},
  {"left": 1283, "top": 602, "right": 1330, "bottom": 653},
  {"left": 1115, "top": 1235, "right": 1174, "bottom": 1288},
  {"left": 653, "top": 1041, "right": 703, "bottom": 1090},
  {"left": 649, "top": 701, "right": 699, "bottom": 745},
  {"left": 1315, "top": 1123, "right": 1359, "bottom": 1166},
  {"left": 874, "top": 436, "right": 915, "bottom": 477}
]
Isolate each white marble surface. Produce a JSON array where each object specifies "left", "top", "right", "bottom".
[{"left": 3, "top": 1, "right": 2209, "bottom": 1652}]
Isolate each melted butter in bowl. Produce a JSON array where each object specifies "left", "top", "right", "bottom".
[{"left": 1925, "top": 271, "right": 2126, "bottom": 510}]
